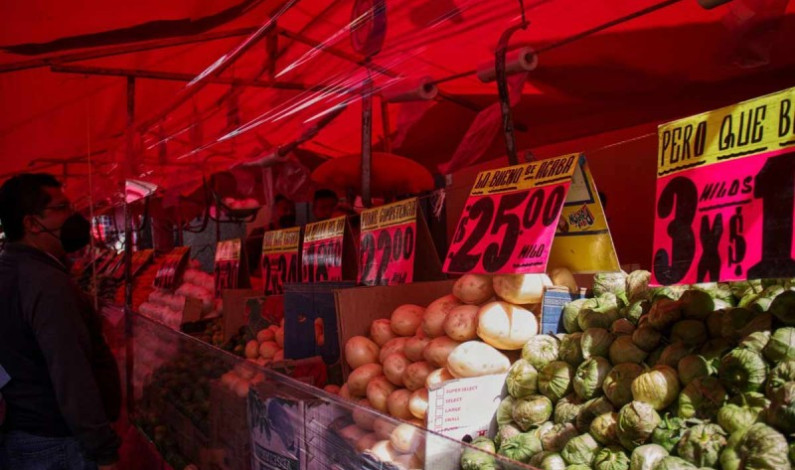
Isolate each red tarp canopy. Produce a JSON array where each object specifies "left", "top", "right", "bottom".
[{"left": 1, "top": 0, "right": 793, "bottom": 208}]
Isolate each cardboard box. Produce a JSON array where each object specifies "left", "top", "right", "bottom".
[
  {"left": 223, "top": 288, "right": 261, "bottom": 341},
  {"left": 248, "top": 382, "right": 348, "bottom": 470},
  {"left": 284, "top": 282, "right": 356, "bottom": 366},
  {"left": 425, "top": 373, "right": 507, "bottom": 470},
  {"left": 540, "top": 287, "right": 584, "bottom": 334},
  {"left": 333, "top": 280, "right": 455, "bottom": 378}
]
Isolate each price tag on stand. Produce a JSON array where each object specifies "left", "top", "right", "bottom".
[
  {"left": 549, "top": 154, "right": 620, "bottom": 273},
  {"left": 652, "top": 86, "right": 795, "bottom": 285},
  {"left": 153, "top": 246, "right": 190, "bottom": 290},
  {"left": 302, "top": 216, "right": 357, "bottom": 283},
  {"left": 358, "top": 198, "right": 445, "bottom": 285},
  {"left": 214, "top": 238, "right": 250, "bottom": 294},
  {"left": 261, "top": 227, "right": 302, "bottom": 295},
  {"left": 358, "top": 198, "right": 418, "bottom": 286},
  {"left": 112, "top": 249, "right": 154, "bottom": 281},
  {"left": 444, "top": 154, "right": 579, "bottom": 274}
]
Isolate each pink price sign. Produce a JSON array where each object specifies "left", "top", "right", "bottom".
[
  {"left": 301, "top": 217, "right": 346, "bottom": 283},
  {"left": 263, "top": 252, "right": 300, "bottom": 295},
  {"left": 301, "top": 237, "right": 343, "bottom": 282},
  {"left": 445, "top": 178, "right": 572, "bottom": 274},
  {"left": 652, "top": 87, "right": 795, "bottom": 284},
  {"left": 358, "top": 198, "right": 418, "bottom": 286},
  {"left": 262, "top": 227, "right": 301, "bottom": 295},
  {"left": 359, "top": 222, "right": 416, "bottom": 285},
  {"left": 652, "top": 147, "right": 795, "bottom": 284}
]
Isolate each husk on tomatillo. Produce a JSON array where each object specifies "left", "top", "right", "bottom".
[
  {"left": 617, "top": 401, "right": 660, "bottom": 451},
  {"left": 603, "top": 363, "right": 643, "bottom": 408},
  {"left": 539, "top": 361, "right": 575, "bottom": 402},
  {"left": 522, "top": 335, "right": 560, "bottom": 370},
  {"left": 574, "top": 357, "right": 612, "bottom": 400}
]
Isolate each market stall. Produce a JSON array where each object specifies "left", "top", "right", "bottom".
[{"left": 2, "top": 1, "right": 795, "bottom": 470}]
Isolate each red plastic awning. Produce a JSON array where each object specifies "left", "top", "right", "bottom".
[{"left": 0, "top": 0, "right": 793, "bottom": 207}]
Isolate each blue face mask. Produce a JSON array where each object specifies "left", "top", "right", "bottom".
[{"left": 37, "top": 213, "right": 91, "bottom": 253}]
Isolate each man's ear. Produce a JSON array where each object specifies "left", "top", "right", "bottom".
[{"left": 23, "top": 214, "right": 43, "bottom": 235}]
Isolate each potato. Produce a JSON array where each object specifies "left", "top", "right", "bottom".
[
  {"left": 404, "top": 335, "right": 431, "bottom": 362},
  {"left": 250, "top": 373, "right": 265, "bottom": 385},
  {"left": 352, "top": 398, "right": 377, "bottom": 430},
  {"left": 387, "top": 389, "right": 413, "bottom": 420},
  {"left": 425, "top": 368, "right": 455, "bottom": 389},
  {"left": 366, "top": 376, "right": 397, "bottom": 412},
  {"left": 391, "top": 305, "right": 424, "bottom": 336},
  {"left": 408, "top": 388, "right": 428, "bottom": 420},
  {"left": 403, "top": 362, "right": 434, "bottom": 391},
  {"left": 369, "top": 440, "right": 399, "bottom": 462},
  {"left": 345, "top": 336, "right": 380, "bottom": 369},
  {"left": 355, "top": 433, "right": 379, "bottom": 452},
  {"left": 422, "top": 336, "right": 461, "bottom": 368},
  {"left": 323, "top": 384, "right": 341, "bottom": 395},
  {"left": 274, "top": 327, "right": 285, "bottom": 348},
  {"left": 549, "top": 266, "right": 578, "bottom": 293},
  {"left": 390, "top": 422, "right": 423, "bottom": 454},
  {"left": 370, "top": 319, "right": 397, "bottom": 346},
  {"left": 373, "top": 418, "right": 397, "bottom": 440},
  {"left": 379, "top": 337, "right": 409, "bottom": 363},
  {"left": 453, "top": 274, "right": 494, "bottom": 305},
  {"left": 383, "top": 353, "right": 411, "bottom": 387},
  {"left": 245, "top": 340, "right": 260, "bottom": 359},
  {"left": 256, "top": 328, "right": 275, "bottom": 343},
  {"left": 222, "top": 371, "right": 241, "bottom": 391},
  {"left": 422, "top": 295, "right": 462, "bottom": 338},
  {"left": 392, "top": 454, "right": 414, "bottom": 469},
  {"left": 348, "top": 363, "right": 383, "bottom": 397},
  {"left": 446, "top": 341, "right": 511, "bottom": 378},
  {"left": 339, "top": 424, "right": 367, "bottom": 445},
  {"left": 339, "top": 383, "right": 352, "bottom": 400},
  {"left": 492, "top": 273, "right": 552, "bottom": 305},
  {"left": 258, "top": 341, "right": 280, "bottom": 359},
  {"left": 442, "top": 305, "right": 480, "bottom": 341},
  {"left": 477, "top": 301, "right": 538, "bottom": 350},
  {"left": 273, "top": 349, "right": 284, "bottom": 362},
  {"left": 233, "top": 379, "right": 250, "bottom": 398}
]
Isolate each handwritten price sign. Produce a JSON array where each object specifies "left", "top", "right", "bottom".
[
  {"left": 261, "top": 227, "right": 301, "bottom": 295},
  {"left": 444, "top": 154, "right": 578, "bottom": 274},
  {"left": 653, "top": 86, "right": 795, "bottom": 285},
  {"left": 215, "top": 238, "right": 242, "bottom": 294},
  {"left": 358, "top": 198, "right": 417, "bottom": 286},
  {"left": 153, "top": 246, "right": 190, "bottom": 290},
  {"left": 302, "top": 216, "right": 346, "bottom": 283}
]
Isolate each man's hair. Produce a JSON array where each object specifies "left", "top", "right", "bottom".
[
  {"left": 314, "top": 189, "right": 338, "bottom": 202},
  {"left": 0, "top": 173, "right": 61, "bottom": 241}
]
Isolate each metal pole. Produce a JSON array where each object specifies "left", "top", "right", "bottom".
[
  {"left": 380, "top": 98, "right": 392, "bottom": 153},
  {"left": 123, "top": 76, "right": 136, "bottom": 419},
  {"left": 124, "top": 76, "right": 135, "bottom": 310},
  {"left": 0, "top": 27, "right": 259, "bottom": 74},
  {"left": 50, "top": 64, "right": 356, "bottom": 93},
  {"left": 361, "top": 76, "right": 373, "bottom": 208}
]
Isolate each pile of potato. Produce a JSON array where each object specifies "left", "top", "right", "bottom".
[
  {"left": 333, "top": 271, "right": 562, "bottom": 466},
  {"left": 220, "top": 362, "right": 265, "bottom": 398},
  {"left": 243, "top": 322, "right": 286, "bottom": 366}
]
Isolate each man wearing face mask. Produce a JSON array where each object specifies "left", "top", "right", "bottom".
[{"left": 0, "top": 173, "right": 121, "bottom": 470}]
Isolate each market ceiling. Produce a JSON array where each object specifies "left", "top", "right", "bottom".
[{"left": 0, "top": 0, "right": 793, "bottom": 208}]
